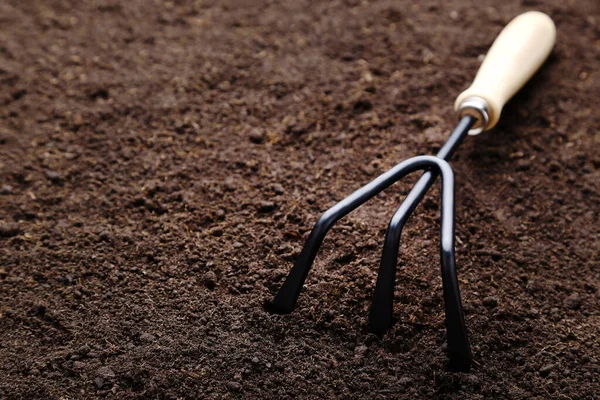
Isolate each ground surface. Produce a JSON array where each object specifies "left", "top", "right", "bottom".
[{"left": 1, "top": 0, "right": 599, "bottom": 398}]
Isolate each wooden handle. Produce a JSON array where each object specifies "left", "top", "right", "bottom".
[{"left": 454, "top": 11, "right": 556, "bottom": 134}]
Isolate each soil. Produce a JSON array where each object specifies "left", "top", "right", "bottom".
[{"left": 1, "top": 0, "right": 599, "bottom": 398}]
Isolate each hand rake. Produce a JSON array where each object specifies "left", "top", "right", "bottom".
[{"left": 270, "top": 11, "right": 556, "bottom": 371}]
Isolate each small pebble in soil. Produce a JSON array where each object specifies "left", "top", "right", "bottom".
[
  {"left": 215, "top": 209, "right": 225, "bottom": 220},
  {"left": 99, "top": 230, "right": 113, "bottom": 242},
  {"left": 44, "top": 170, "right": 62, "bottom": 183},
  {"left": 563, "top": 293, "right": 582, "bottom": 310},
  {"left": 233, "top": 242, "right": 243, "bottom": 248},
  {"left": 483, "top": 296, "right": 499, "bottom": 308},
  {"left": 203, "top": 271, "right": 218, "bottom": 289},
  {"left": 1, "top": 184, "right": 13, "bottom": 194},
  {"left": 208, "top": 227, "right": 223, "bottom": 237},
  {"left": 258, "top": 200, "right": 276, "bottom": 212},
  {"left": 73, "top": 361, "right": 86, "bottom": 370},
  {"left": 96, "top": 366, "right": 115, "bottom": 379},
  {"left": 0, "top": 223, "right": 20, "bottom": 237},
  {"left": 121, "top": 147, "right": 133, "bottom": 160},
  {"left": 227, "top": 381, "right": 242, "bottom": 392},
  {"left": 65, "top": 274, "right": 76, "bottom": 284},
  {"left": 77, "top": 344, "right": 91, "bottom": 355},
  {"left": 580, "top": 355, "right": 590, "bottom": 364},
  {"left": 218, "top": 81, "right": 231, "bottom": 91},
  {"left": 249, "top": 128, "right": 265, "bottom": 144},
  {"left": 223, "top": 178, "right": 236, "bottom": 192},
  {"left": 139, "top": 332, "right": 156, "bottom": 343},
  {"left": 271, "top": 183, "right": 284, "bottom": 194}
]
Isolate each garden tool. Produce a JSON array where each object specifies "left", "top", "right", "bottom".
[{"left": 270, "top": 11, "right": 556, "bottom": 371}]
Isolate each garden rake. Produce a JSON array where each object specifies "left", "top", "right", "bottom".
[{"left": 270, "top": 11, "right": 556, "bottom": 371}]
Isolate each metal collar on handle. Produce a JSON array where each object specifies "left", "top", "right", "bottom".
[{"left": 457, "top": 96, "right": 490, "bottom": 135}]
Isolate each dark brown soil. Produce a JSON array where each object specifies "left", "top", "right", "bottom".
[{"left": 1, "top": 0, "right": 599, "bottom": 398}]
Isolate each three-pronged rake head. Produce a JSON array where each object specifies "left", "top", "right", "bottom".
[
  {"left": 270, "top": 116, "right": 476, "bottom": 371},
  {"left": 269, "top": 10, "right": 557, "bottom": 373}
]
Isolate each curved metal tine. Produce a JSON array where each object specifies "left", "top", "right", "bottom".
[
  {"left": 369, "top": 158, "right": 472, "bottom": 371},
  {"left": 271, "top": 155, "right": 451, "bottom": 314}
]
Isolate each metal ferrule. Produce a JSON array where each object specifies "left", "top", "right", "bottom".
[{"left": 457, "top": 96, "right": 490, "bottom": 135}]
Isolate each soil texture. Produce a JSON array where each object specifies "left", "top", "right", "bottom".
[{"left": 1, "top": 0, "right": 599, "bottom": 398}]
